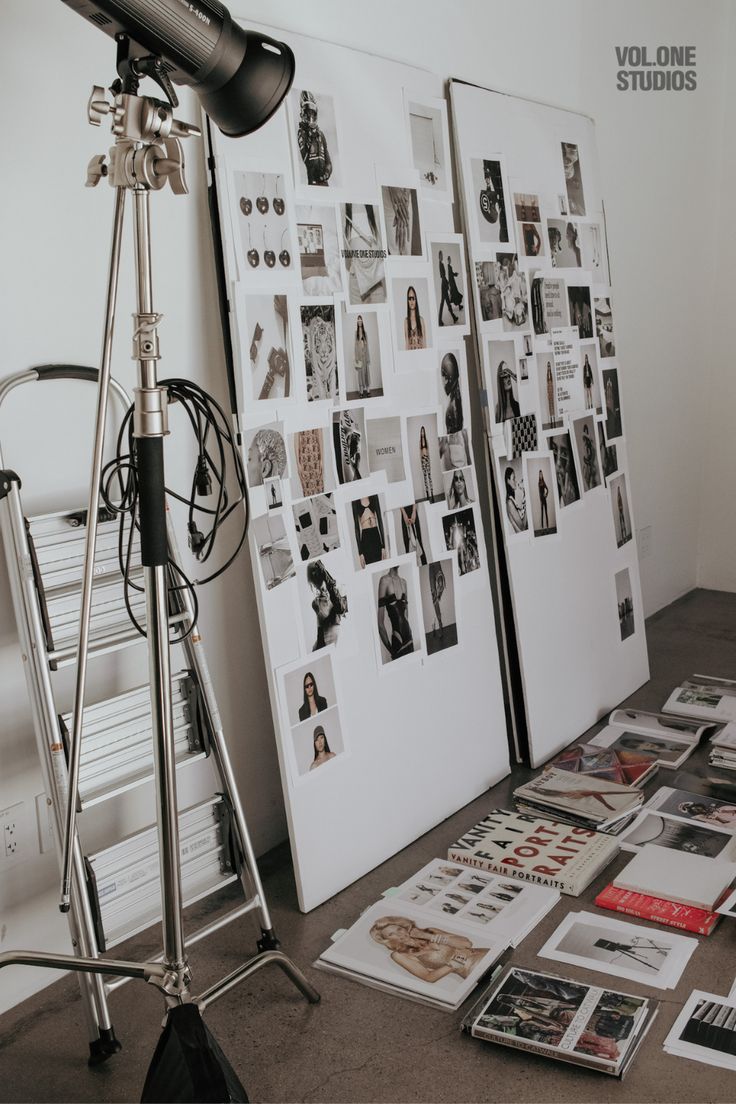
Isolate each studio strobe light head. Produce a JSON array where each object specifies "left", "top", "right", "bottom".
[{"left": 60, "top": 0, "right": 295, "bottom": 136}]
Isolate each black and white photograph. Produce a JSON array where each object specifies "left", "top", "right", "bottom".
[
  {"left": 292, "top": 493, "right": 340, "bottom": 561},
  {"left": 439, "top": 428, "right": 471, "bottom": 472},
  {"left": 519, "top": 357, "right": 529, "bottom": 381},
  {"left": 419, "top": 558, "right": 458, "bottom": 654},
  {"left": 581, "top": 343, "right": 602, "bottom": 413},
  {"left": 469, "top": 157, "right": 511, "bottom": 244},
  {"left": 372, "top": 559, "right": 423, "bottom": 666},
  {"left": 547, "top": 219, "right": 582, "bottom": 268},
  {"left": 406, "top": 413, "right": 444, "bottom": 504},
  {"left": 365, "top": 417, "right": 405, "bottom": 484},
  {"left": 232, "top": 169, "right": 295, "bottom": 279},
  {"left": 539, "top": 910, "right": 696, "bottom": 990},
  {"left": 380, "top": 184, "right": 423, "bottom": 257},
  {"left": 443, "top": 466, "right": 476, "bottom": 511},
  {"left": 289, "top": 87, "right": 342, "bottom": 189},
  {"left": 595, "top": 296, "right": 617, "bottom": 357},
  {"left": 301, "top": 302, "right": 339, "bottom": 402},
  {"left": 265, "top": 478, "right": 283, "bottom": 510},
  {"left": 609, "top": 473, "right": 632, "bottom": 547},
  {"left": 597, "top": 418, "right": 618, "bottom": 485},
  {"left": 296, "top": 205, "right": 343, "bottom": 295},
  {"left": 251, "top": 513, "right": 295, "bottom": 590},
  {"left": 339, "top": 304, "right": 384, "bottom": 400},
  {"left": 498, "top": 455, "right": 528, "bottom": 538},
  {"left": 442, "top": 507, "right": 481, "bottom": 575},
  {"left": 236, "top": 291, "right": 292, "bottom": 403},
  {"left": 390, "top": 275, "right": 435, "bottom": 363},
  {"left": 332, "top": 407, "right": 369, "bottom": 484},
  {"left": 572, "top": 414, "right": 601, "bottom": 493},
  {"left": 438, "top": 350, "right": 468, "bottom": 438},
  {"left": 514, "top": 192, "right": 545, "bottom": 258},
  {"left": 291, "top": 707, "right": 344, "bottom": 777},
  {"left": 603, "top": 367, "right": 623, "bottom": 440},
  {"left": 497, "top": 254, "right": 529, "bottom": 332},
  {"left": 289, "top": 426, "right": 336, "bottom": 500},
  {"left": 535, "top": 352, "right": 561, "bottom": 431},
  {"left": 486, "top": 339, "right": 519, "bottom": 425},
  {"left": 561, "top": 141, "right": 586, "bottom": 216},
  {"left": 652, "top": 787, "right": 736, "bottom": 830},
  {"left": 393, "top": 503, "right": 428, "bottom": 566},
  {"left": 524, "top": 453, "right": 558, "bottom": 538},
  {"left": 244, "top": 422, "right": 288, "bottom": 488},
  {"left": 615, "top": 567, "right": 635, "bottom": 641},
  {"left": 301, "top": 554, "right": 350, "bottom": 652},
  {"left": 405, "top": 94, "right": 452, "bottom": 200},
  {"left": 567, "top": 284, "right": 594, "bottom": 339},
  {"left": 429, "top": 237, "right": 468, "bottom": 332},
  {"left": 619, "top": 813, "right": 735, "bottom": 859},
  {"left": 281, "top": 652, "right": 337, "bottom": 728},
  {"left": 348, "top": 493, "right": 390, "bottom": 570},
  {"left": 580, "top": 221, "right": 607, "bottom": 277},
  {"left": 474, "top": 260, "right": 503, "bottom": 323},
  {"left": 510, "top": 413, "right": 538, "bottom": 459},
  {"left": 550, "top": 431, "right": 581, "bottom": 508},
  {"left": 664, "top": 991, "right": 736, "bottom": 1072},
  {"left": 340, "top": 202, "right": 388, "bottom": 307}
]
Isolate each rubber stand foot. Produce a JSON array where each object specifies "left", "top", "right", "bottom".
[{"left": 88, "top": 1026, "right": 122, "bottom": 1067}]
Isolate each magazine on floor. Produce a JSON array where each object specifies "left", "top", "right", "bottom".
[
  {"left": 663, "top": 675, "right": 736, "bottom": 725},
  {"left": 617, "top": 790, "right": 736, "bottom": 861},
  {"left": 612, "top": 845, "right": 736, "bottom": 911},
  {"left": 447, "top": 809, "right": 619, "bottom": 895},
  {"left": 538, "top": 909, "right": 697, "bottom": 990},
  {"left": 548, "top": 741, "right": 658, "bottom": 787},
  {"left": 590, "top": 712, "right": 705, "bottom": 771},
  {"left": 663, "top": 990, "right": 736, "bottom": 1071},
  {"left": 462, "top": 964, "right": 658, "bottom": 1077},
  {"left": 709, "top": 723, "right": 736, "bottom": 771},
  {"left": 513, "top": 767, "right": 643, "bottom": 831}
]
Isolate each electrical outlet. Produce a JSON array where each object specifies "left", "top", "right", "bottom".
[
  {"left": 638, "top": 525, "right": 653, "bottom": 560},
  {"left": 0, "top": 802, "right": 25, "bottom": 862},
  {"left": 35, "top": 792, "right": 55, "bottom": 855}
]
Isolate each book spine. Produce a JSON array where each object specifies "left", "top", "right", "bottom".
[
  {"left": 470, "top": 1025, "right": 617, "bottom": 1076},
  {"left": 446, "top": 848, "right": 575, "bottom": 895},
  {"left": 595, "top": 893, "right": 717, "bottom": 935}
]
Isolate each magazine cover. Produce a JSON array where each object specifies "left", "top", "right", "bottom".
[
  {"left": 463, "top": 965, "right": 654, "bottom": 1076},
  {"left": 664, "top": 676, "right": 736, "bottom": 725},
  {"left": 316, "top": 898, "right": 508, "bottom": 1010},
  {"left": 514, "top": 767, "right": 642, "bottom": 823},
  {"left": 549, "top": 741, "right": 657, "bottom": 787}
]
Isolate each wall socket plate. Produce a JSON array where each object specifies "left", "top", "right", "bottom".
[{"left": 0, "top": 801, "right": 26, "bottom": 863}]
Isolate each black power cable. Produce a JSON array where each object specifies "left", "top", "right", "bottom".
[{"left": 100, "top": 379, "right": 248, "bottom": 640}]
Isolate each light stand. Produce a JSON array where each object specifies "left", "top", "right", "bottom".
[{"left": 0, "top": 41, "right": 318, "bottom": 1102}]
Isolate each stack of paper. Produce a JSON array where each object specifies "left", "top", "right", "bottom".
[{"left": 709, "top": 723, "right": 736, "bottom": 772}]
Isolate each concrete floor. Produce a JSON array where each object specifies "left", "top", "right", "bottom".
[{"left": 1, "top": 587, "right": 735, "bottom": 1103}]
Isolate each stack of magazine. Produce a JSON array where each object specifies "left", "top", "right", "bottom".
[
  {"left": 447, "top": 809, "right": 619, "bottom": 895},
  {"left": 314, "top": 858, "right": 559, "bottom": 1010},
  {"left": 663, "top": 674, "right": 736, "bottom": 726},
  {"left": 513, "top": 767, "right": 643, "bottom": 833},
  {"left": 709, "top": 723, "right": 736, "bottom": 772},
  {"left": 548, "top": 741, "right": 658, "bottom": 787},
  {"left": 462, "top": 965, "right": 658, "bottom": 1078}
]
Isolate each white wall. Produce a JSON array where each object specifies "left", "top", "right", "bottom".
[{"left": 0, "top": 0, "right": 729, "bottom": 1012}]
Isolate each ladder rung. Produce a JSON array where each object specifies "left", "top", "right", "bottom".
[
  {"left": 86, "top": 796, "right": 239, "bottom": 950},
  {"left": 48, "top": 611, "right": 190, "bottom": 668},
  {"left": 59, "top": 672, "right": 207, "bottom": 809}
]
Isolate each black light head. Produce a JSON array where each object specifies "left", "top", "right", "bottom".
[{"left": 60, "top": 0, "right": 295, "bottom": 137}]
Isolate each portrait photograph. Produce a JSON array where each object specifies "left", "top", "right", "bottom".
[
  {"left": 300, "top": 552, "right": 350, "bottom": 653},
  {"left": 438, "top": 350, "right": 469, "bottom": 438},
  {"left": 572, "top": 414, "right": 602, "bottom": 493},
  {"left": 597, "top": 418, "right": 618, "bottom": 485},
  {"left": 288, "top": 87, "right": 342, "bottom": 189},
  {"left": 339, "top": 302, "right": 384, "bottom": 400},
  {"left": 581, "top": 342, "right": 602, "bottom": 414},
  {"left": 390, "top": 275, "right": 435, "bottom": 367},
  {"left": 550, "top": 431, "right": 582, "bottom": 508},
  {"left": 496, "top": 253, "right": 529, "bottom": 333},
  {"left": 251, "top": 513, "right": 295, "bottom": 591},
  {"left": 236, "top": 291, "right": 292, "bottom": 404},
  {"left": 486, "top": 338, "right": 519, "bottom": 427},
  {"left": 443, "top": 466, "right": 476, "bottom": 512},
  {"left": 547, "top": 219, "right": 582, "bottom": 268},
  {"left": 231, "top": 169, "right": 296, "bottom": 281},
  {"left": 365, "top": 417, "right": 406, "bottom": 484},
  {"left": 419, "top": 558, "right": 458, "bottom": 654},
  {"left": 561, "top": 141, "right": 587, "bottom": 216},
  {"left": 292, "top": 493, "right": 340, "bottom": 561},
  {"left": 380, "top": 183, "right": 423, "bottom": 257},
  {"left": 291, "top": 706, "right": 344, "bottom": 777},
  {"left": 497, "top": 455, "right": 528, "bottom": 538},
  {"left": 340, "top": 202, "right": 388, "bottom": 307},
  {"left": 406, "top": 413, "right": 444, "bottom": 504},
  {"left": 289, "top": 425, "right": 336, "bottom": 500},
  {"left": 536, "top": 352, "right": 561, "bottom": 431},
  {"left": 469, "top": 157, "right": 512, "bottom": 245},
  {"left": 429, "top": 236, "right": 468, "bottom": 333},
  {"left": 524, "top": 452, "right": 558, "bottom": 538},
  {"left": 405, "top": 93, "right": 453, "bottom": 201},
  {"left": 474, "top": 260, "right": 503, "bottom": 324},
  {"left": 301, "top": 301, "right": 339, "bottom": 403},
  {"left": 296, "top": 204, "right": 343, "bottom": 295},
  {"left": 332, "top": 407, "right": 369, "bottom": 484},
  {"left": 615, "top": 567, "right": 635, "bottom": 641},
  {"left": 442, "top": 506, "right": 481, "bottom": 575},
  {"left": 348, "top": 492, "right": 390, "bottom": 570},
  {"left": 595, "top": 296, "right": 617, "bottom": 357},
  {"left": 609, "top": 473, "right": 632, "bottom": 548},
  {"left": 281, "top": 652, "right": 337, "bottom": 729},
  {"left": 602, "top": 367, "right": 623, "bottom": 440},
  {"left": 567, "top": 284, "right": 594, "bottom": 339},
  {"left": 244, "top": 421, "right": 288, "bottom": 489},
  {"left": 371, "top": 558, "right": 423, "bottom": 666}
]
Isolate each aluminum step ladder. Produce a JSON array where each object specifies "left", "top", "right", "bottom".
[{"left": 0, "top": 365, "right": 317, "bottom": 1064}]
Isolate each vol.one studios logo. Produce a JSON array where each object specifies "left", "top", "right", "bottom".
[{"left": 616, "top": 45, "right": 696, "bottom": 91}]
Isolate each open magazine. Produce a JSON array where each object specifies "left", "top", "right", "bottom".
[
  {"left": 590, "top": 706, "right": 711, "bottom": 770},
  {"left": 663, "top": 675, "right": 736, "bottom": 725},
  {"left": 462, "top": 965, "right": 657, "bottom": 1077}
]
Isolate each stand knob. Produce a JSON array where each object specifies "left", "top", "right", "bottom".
[
  {"left": 88, "top": 85, "right": 111, "bottom": 127},
  {"left": 86, "top": 155, "right": 108, "bottom": 188}
]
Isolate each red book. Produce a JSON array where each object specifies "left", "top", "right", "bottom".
[{"left": 595, "top": 884, "right": 721, "bottom": 935}]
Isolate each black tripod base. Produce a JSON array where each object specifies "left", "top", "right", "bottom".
[
  {"left": 88, "top": 1026, "right": 122, "bottom": 1067},
  {"left": 141, "top": 1003, "right": 248, "bottom": 1103}
]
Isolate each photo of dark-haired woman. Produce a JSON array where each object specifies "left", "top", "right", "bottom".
[{"left": 298, "top": 671, "right": 328, "bottom": 721}]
